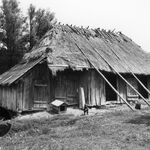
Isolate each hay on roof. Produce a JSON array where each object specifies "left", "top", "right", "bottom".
[{"left": 0, "top": 24, "right": 150, "bottom": 85}]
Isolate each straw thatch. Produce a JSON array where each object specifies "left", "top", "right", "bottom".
[{"left": 0, "top": 24, "right": 150, "bottom": 85}]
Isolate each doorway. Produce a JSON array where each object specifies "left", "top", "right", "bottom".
[
  {"left": 105, "top": 73, "right": 117, "bottom": 101},
  {"left": 138, "top": 76, "right": 148, "bottom": 98}
]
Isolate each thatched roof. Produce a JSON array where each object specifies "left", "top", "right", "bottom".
[
  {"left": 0, "top": 57, "right": 44, "bottom": 85},
  {"left": 0, "top": 24, "right": 150, "bottom": 85}
]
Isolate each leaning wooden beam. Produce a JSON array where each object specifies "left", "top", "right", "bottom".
[
  {"left": 115, "top": 71, "right": 150, "bottom": 106},
  {"left": 74, "top": 43, "right": 134, "bottom": 111},
  {"left": 131, "top": 73, "right": 150, "bottom": 96},
  {"left": 63, "top": 25, "right": 134, "bottom": 111},
  {"left": 101, "top": 30, "right": 150, "bottom": 99},
  {"left": 94, "top": 30, "right": 150, "bottom": 105},
  {"left": 88, "top": 41, "right": 150, "bottom": 107}
]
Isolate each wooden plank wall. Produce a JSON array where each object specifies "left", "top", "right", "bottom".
[
  {"left": 22, "top": 72, "right": 33, "bottom": 110},
  {"left": 31, "top": 68, "right": 50, "bottom": 108},
  {"left": 126, "top": 77, "right": 138, "bottom": 96},
  {"left": 0, "top": 85, "right": 18, "bottom": 111},
  {"left": 80, "top": 70, "right": 105, "bottom": 106},
  {"left": 117, "top": 77, "right": 127, "bottom": 103},
  {"left": 52, "top": 70, "right": 79, "bottom": 105}
]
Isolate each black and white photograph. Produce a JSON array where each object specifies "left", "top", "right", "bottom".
[{"left": 0, "top": 0, "right": 150, "bottom": 149}]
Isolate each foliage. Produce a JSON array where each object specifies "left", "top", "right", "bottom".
[
  {"left": 27, "top": 4, "right": 55, "bottom": 50},
  {"left": 0, "top": 0, "right": 27, "bottom": 52},
  {"left": 0, "top": 1, "right": 55, "bottom": 73},
  {"left": 0, "top": 0, "right": 27, "bottom": 70}
]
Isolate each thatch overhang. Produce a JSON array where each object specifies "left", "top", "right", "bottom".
[
  {"left": 0, "top": 57, "right": 45, "bottom": 85},
  {"left": 0, "top": 24, "right": 150, "bottom": 85}
]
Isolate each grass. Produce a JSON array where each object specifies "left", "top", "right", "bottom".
[{"left": 1, "top": 107, "right": 150, "bottom": 150}]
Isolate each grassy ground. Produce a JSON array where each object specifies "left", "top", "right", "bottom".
[{"left": 1, "top": 105, "right": 150, "bottom": 150}]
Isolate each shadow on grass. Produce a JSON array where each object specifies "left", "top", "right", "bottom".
[{"left": 126, "top": 114, "right": 150, "bottom": 126}]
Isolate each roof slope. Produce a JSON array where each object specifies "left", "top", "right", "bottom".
[
  {"left": 24, "top": 24, "right": 150, "bottom": 74},
  {"left": 0, "top": 24, "right": 150, "bottom": 85},
  {"left": 0, "top": 57, "right": 44, "bottom": 85}
]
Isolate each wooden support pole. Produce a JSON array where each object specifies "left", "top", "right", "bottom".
[
  {"left": 74, "top": 44, "right": 134, "bottom": 111},
  {"left": 89, "top": 45, "right": 150, "bottom": 107},
  {"left": 115, "top": 71, "right": 150, "bottom": 106},
  {"left": 64, "top": 25, "right": 134, "bottom": 111},
  {"left": 131, "top": 72, "right": 150, "bottom": 96},
  {"left": 97, "top": 30, "right": 150, "bottom": 101}
]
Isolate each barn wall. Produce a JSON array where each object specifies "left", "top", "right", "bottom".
[
  {"left": 31, "top": 64, "right": 50, "bottom": 108},
  {"left": 52, "top": 69, "right": 80, "bottom": 105},
  {"left": 0, "top": 63, "right": 50, "bottom": 111},
  {"left": 126, "top": 77, "right": 138, "bottom": 96},
  {"left": 0, "top": 79, "right": 31, "bottom": 111},
  {"left": 52, "top": 69, "right": 106, "bottom": 106},
  {"left": 79, "top": 70, "right": 105, "bottom": 106},
  {"left": 2, "top": 66, "right": 150, "bottom": 112},
  {"left": 0, "top": 85, "right": 18, "bottom": 111},
  {"left": 117, "top": 77, "right": 127, "bottom": 102},
  {"left": 22, "top": 71, "right": 33, "bottom": 110}
]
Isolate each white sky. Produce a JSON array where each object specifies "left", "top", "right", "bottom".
[{"left": 11, "top": 0, "right": 150, "bottom": 52}]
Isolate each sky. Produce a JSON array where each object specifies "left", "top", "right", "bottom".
[{"left": 11, "top": 0, "right": 150, "bottom": 52}]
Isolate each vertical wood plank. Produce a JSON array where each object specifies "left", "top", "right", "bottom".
[
  {"left": 91, "top": 70, "right": 96, "bottom": 105},
  {"left": 117, "top": 77, "right": 127, "bottom": 103}
]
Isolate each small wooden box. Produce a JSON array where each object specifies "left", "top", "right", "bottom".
[{"left": 51, "top": 100, "right": 67, "bottom": 114}]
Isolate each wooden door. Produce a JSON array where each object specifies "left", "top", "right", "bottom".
[
  {"left": 54, "top": 71, "right": 79, "bottom": 105},
  {"left": 33, "top": 84, "right": 48, "bottom": 108},
  {"left": 127, "top": 78, "right": 138, "bottom": 96},
  {"left": 66, "top": 76, "right": 78, "bottom": 104},
  {"left": 32, "top": 64, "right": 49, "bottom": 109}
]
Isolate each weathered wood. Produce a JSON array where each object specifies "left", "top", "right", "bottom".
[
  {"left": 126, "top": 77, "right": 138, "bottom": 96},
  {"left": 88, "top": 72, "right": 91, "bottom": 105},
  {"left": 95, "top": 30, "right": 150, "bottom": 103},
  {"left": 53, "top": 70, "right": 79, "bottom": 105},
  {"left": 91, "top": 71, "right": 96, "bottom": 105},
  {"left": 132, "top": 73, "right": 150, "bottom": 96},
  {"left": 86, "top": 41, "right": 150, "bottom": 107},
  {"left": 34, "top": 84, "right": 48, "bottom": 87},
  {"left": 95, "top": 72, "right": 100, "bottom": 105},
  {"left": 72, "top": 41, "right": 134, "bottom": 111},
  {"left": 79, "top": 87, "right": 85, "bottom": 109},
  {"left": 117, "top": 77, "right": 127, "bottom": 103},
  {"left": 119, "top": 74, "right": 150, "bottom": 106},
  {"left": 100, "top": 77, "right": 106, "bottom": 105}
]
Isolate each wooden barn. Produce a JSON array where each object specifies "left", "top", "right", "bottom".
[{"left": 0, "top": 24, "right": 150, "bottom": 112}]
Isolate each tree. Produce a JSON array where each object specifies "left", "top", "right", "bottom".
[
  {"left": 27, "top": 5, "right": 55, "bottom": 50},
  {"left": 35, "top": 8, "right": 55, "bottom": 39},
  {"left": 0, "top": 0, "right": 27, "bottom": 66},
  {"left": 28, "top": 4, "right": 37, "bottom": 49}
]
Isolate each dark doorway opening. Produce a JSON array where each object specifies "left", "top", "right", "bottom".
[
  {"left": 104, "top": 72, "right": 117, "bottom": 101},
  {"left": 60, "top": 105, "right": 66, "bottom": 112},
  {"left": 138, "top": 76, "right": 148, "bottom": 98}
]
